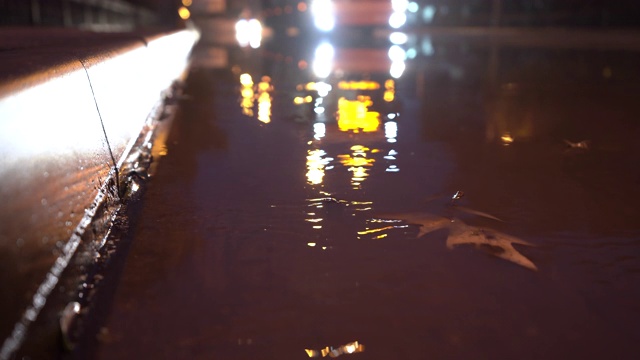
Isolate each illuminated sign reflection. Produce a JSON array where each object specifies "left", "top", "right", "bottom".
[{"left": 337, "top": 96, "right": 380, "bottom": 133}]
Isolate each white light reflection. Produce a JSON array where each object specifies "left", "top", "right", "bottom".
[
  {"left": 423, "top": 6, "right": 436, "bottom": 23},
  {"left": 315, "top": 81, "right": 332, "bottom": 97},
  {"left": 390, "top": 61, "right": 406, "bottom": 78},
  {"left": 236, "top": 19, "right": 262, "bottom": 48},
  {"left": 306, "top": 149, "right": 333, "bottom": 185},
  {"left": 313, "top": 122, "right": 326, "bottom": 140},
  {"left": 311, "top": 0, "right": 335, "bottom": 32},
  {"left": 384, "top": 149, "right": 397, "bottom": 160},
  {"left": 389, "top": 12, "right": 406, "bottom": 28},
  {"left": 312, "top": 43, "right": 334, "bottom": 78},
  {"left": 422, "top": 37, "right": 434, "bottom": 56},
  {"left": 389, "top": 32, "right": 408, "bottom": 45},
  {"left": 408, "top": 1, "right": 419, "bottom": 12},
  {"left": 388, "top": 45, "right": 406, "bottom": 62},
  {"left": 392, "top": 0, "right": 409, "bottom": 12},
  {"left": 385, "top": 121, "right": 397, "bottom": 143}
]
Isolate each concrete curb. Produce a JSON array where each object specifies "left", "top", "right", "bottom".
[{"left": 0, "top": 27, "right": 198, "bottom": 358}]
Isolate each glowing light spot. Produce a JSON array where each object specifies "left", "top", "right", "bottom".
[
  {"left": 389, "top": 32, "right": 408, "bottom": 45},
  {"left": 178, "top": 6, "right": 190, "bottom": 20},
  {"left": 312, "top": 43, "right": 334, "bottom": 78},
  {"left": 392, "top": 0, "right": 409, "bottom": 12},
  {"left": 389, "top": 12, "right": 406, "bottom": 28},
  {"left": 501, "top": 133, "right": 514, "bottom": 145},
  {"left": 337, "top": 96, "right": 380, "bottom": 133},
  {"left": 311, "top": 0, "right": 334, "bottom": 31},
  {"left": 338, "top": 81, "right": 380, "bottom": 90},
  {"left": 388, "top": 45, "right": 406, "bottom": 61},
  {"left": 390, "top": 61, "right": 406, "bottom": 78},
  {"left": 181, "top": 0, "right": 192, "bottom": 6},
  {"left": 236, "top": 19, "right": 262, "bottom": 48}
]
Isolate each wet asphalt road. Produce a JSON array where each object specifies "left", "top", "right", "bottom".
[{"left": 92, "top": 32, "right": 640, "bottom": 359}]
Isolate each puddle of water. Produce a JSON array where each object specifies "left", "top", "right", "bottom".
[{"left": 94, "top": 22, "right": 640, "bottom": 359}]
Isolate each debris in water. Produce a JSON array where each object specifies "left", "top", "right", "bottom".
[
  {"left": 60, "top": 301, "right": 81, "bottom": 350},
  {"left": 305, "top": 341, "right": 364, "bottom": 358},
  {"left": 451, "top": 190, "right": 464, "bottom": 201},
  {"left": 564, "top": 139, "right": 589, "bottom": 150}
]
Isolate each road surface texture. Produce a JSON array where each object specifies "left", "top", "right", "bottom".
[{"left": 90, "top": 32, "right": 640, "bottom": 359}]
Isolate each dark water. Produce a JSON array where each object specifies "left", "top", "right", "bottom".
[{"left": 93, "top": 30, "right": 640, "bottom": 359}]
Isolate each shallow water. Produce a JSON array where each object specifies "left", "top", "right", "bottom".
[{"left": 94, "top": 30, "right": 640, "bottom": 359}]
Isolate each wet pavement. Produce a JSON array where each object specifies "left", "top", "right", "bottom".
[{"left": 92, "top": 29, "right": 640, "bottom": 359}]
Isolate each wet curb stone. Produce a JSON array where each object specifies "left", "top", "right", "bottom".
[{"left": 0, "top": 27, "right": 198, "bottom": 359}]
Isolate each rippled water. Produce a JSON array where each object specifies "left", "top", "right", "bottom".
[{"left": 93, "top": 31, "right": 640, "bottom": 359}]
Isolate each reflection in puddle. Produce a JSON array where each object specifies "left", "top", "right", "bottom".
[
  {"left": 257, "top": 76, "right": 273, "bottom": 123},
  {"left": 239, "top": 74, "right": 273, "bottom": 123},
  {"left": 337, "top": 96, "right": 380, "bottom": 133},
  {"left": 313, "top": 43, "right": 335, "bottom": 78},
  {"left": 306, "top": 149, "right": 333, "bottom": 185},
  {"left": 383, "top": 79, "right": 395, "bottom": 102},
  {"left": 338, "top": 145, "right": 375, "bottom": 189},
  {"left": 305, "top": 340, "right": 364, "bottom": 358},
  {"left": 500, "top": 132, "right": 514, "bottom": 145},
  {"left": 239, "top": 73, "right": 254, "bottom": 116}
]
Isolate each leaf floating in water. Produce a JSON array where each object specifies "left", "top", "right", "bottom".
[
  {"left": 447, "top": 219, "right": 537, "bottom": 271},
  {"left": 305, "top": 341, "right": 365, "bottom": 358},
  {"left": 378, "top": 212, "right": 450, "bottom": 238}
]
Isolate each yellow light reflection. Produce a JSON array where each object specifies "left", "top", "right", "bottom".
[
  {"left": 305, "top": 341, "right": 364, "bottom": 358},
  {"left": 257, "top": 77, "right": 273, "bottom": 123},
  {"left": 384, "top": 79, "right": 395, "bottom": 102},
  {"left": 501, "top": 133, "right": 514, "bottom": 145},
  {"left": 178, "top": 6, "right": 190, "bottom": 20},
  {"left": 182, "top": 0, "right": 192, "bottom": 6},
  {"left": 257, "top": 91, "right": 271, "bottom": 123},
  {"left": 293, "top": 95, "right": 313, "bottom": 105},
  {"left": 339, "top": 145, "right": 375, "bottom": 189},
  {"left": 338, "top": 81, "right": 380, "bottom": 91},
  {"left": 337, "top": 96, "right": 380, "bottom": 133},
  {"left": 358, "top": 226, "right": 394, "bottom": 235},
  {"left": 239, "top": 73, "right": 254, "bottom": 117}
]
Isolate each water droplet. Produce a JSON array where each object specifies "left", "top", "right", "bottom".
[
  {"left": 16, "top": 238, "right": 24, "bottom": 247},
  {"left": 41, "top": 198, "right": 48, "bottom": 206},
  {"left": 43, "top": 171, "right": 49, "bottom": 178}
]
